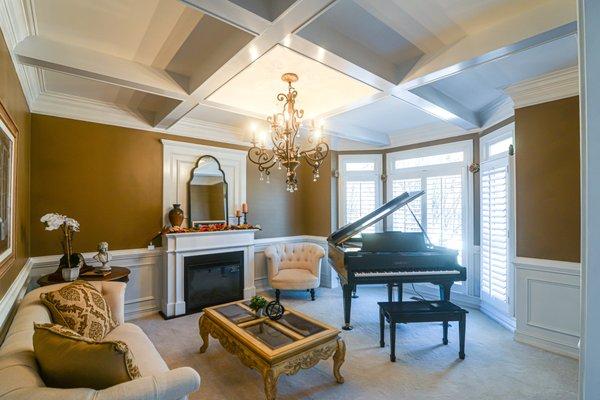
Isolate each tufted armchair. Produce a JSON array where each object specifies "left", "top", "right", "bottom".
[{"left": 264, "top": 242, "right": 326, "bottom": 301}]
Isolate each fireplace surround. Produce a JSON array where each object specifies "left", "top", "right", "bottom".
[{"left": 162, "top": 229, "right": 257, "bottom": 318}]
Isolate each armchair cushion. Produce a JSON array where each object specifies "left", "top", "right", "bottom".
[{"left": 270, "top": 269, "right": 319, "bottom": 290}]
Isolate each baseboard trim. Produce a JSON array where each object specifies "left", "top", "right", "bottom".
[
  {"left": 480, "top": 302, "right": 516, "bottom": 332},
  {"left": 514, "top": 331, "right": 579, "bottom": 359}
]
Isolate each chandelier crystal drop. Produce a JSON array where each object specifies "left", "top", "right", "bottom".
[{"left": 247, "top": 73, "right": 329, "bottom": 192}]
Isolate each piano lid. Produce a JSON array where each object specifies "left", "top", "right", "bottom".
[{"left": 328, "top": 190, "right": 425, "bottom": 245}]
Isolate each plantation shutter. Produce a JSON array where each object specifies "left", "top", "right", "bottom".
[{"left": 480, "top": 158, "right": 509, "bottom": 308}]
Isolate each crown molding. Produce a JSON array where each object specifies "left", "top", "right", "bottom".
[
  {"left": 505, "top": 66, "right": 579, "bottom": 109},
  {"left": 387, "top": 122, "right": 477, "bottom": 149},
  {"left": 31, "top": 91, "right": 250, "bottom": 146},
  {"left": 479, "top": 95, "right": 514, "bottom": 128},
  {"left": 0, "top": 0, "right": 41, "bottom": 107}
]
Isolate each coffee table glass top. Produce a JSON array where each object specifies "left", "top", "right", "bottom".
[
  {"left": 211, "top": 301, "right": 333, "bottom": 351},
  {"left": 243, "top": 322, "right": 296, "bottom": 349}
]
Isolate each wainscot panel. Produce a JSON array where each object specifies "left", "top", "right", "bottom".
[
  {"left": 27, "top": 236, "right": 333, "bottom": 321},
  {"left": 514, "top": 257, "right": 580, "bottom": 358}
]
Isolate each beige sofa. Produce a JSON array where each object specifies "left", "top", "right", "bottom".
[
  {"left": 265, "top": 242, "right": 325, "bottom": 301},
  {"left": 0, "top": 281, "right": 201, "bottom": 400}
]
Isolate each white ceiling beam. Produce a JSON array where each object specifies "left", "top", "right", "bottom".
[
  {"left": 156, "top": 0, "right": 339, "bottom": 130},
  {"left": 15, "top": 36, "right": 189, "bottom": 101},
  {"left": 178, "top": 0, "right": 269, "bottom": 35}
]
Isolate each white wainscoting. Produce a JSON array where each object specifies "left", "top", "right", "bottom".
[
  {"left": 24, "top": 235, "right": 332, "bottom": 321},
  {"left": 0, "top": 260, "right": 33, "bottom": 340},
  {"left": 28, "top": 248, "right": 163, "bottom": 320},
  {"left": 514, "top": 257, "right": 581, "bottom": 359}
]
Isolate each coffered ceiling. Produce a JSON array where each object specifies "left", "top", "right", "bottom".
[{"left": 0, "top": 0, "right": 578, "bottom": 149}]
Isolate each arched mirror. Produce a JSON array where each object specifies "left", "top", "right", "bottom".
[{"left": 188, "top": 155, "right": 228, "bottom": 227}]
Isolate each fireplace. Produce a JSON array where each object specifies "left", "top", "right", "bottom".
[{"left": 183, "top": 251, "right": 244, "bottom": 314}]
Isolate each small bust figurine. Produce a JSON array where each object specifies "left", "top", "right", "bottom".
[{"left": 93, "top": 241, "right": 112, "bottom": 272}]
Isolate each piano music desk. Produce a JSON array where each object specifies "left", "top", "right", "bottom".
[{"left": 378, "top": 301, "right": 468, "bottom": 362}]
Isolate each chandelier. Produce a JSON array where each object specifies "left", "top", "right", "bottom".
[{"left": 247, "top": 73, "right": 329, "bottom": 192}]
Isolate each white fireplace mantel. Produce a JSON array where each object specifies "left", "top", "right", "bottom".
[{"left": 162, "top": 230, "right": 257, "bottom": 318}]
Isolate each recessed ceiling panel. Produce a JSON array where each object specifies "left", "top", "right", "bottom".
[
  {"left": 186, "top": 103, "right": 266, "bottom": 130},
  {"left": 228, "top": 0, "right": 296, "bottom": 22},
  {"left": 327, "top": 96, "right": 440, "bottom": 135},
  {"left": 427, "top": 34, "right": 578, "bottom": 111},
  {"left": 296, "top": 0, "right": 423, "bottom": 83},
  {"left": 166, "top": 15, "right": 253, "bottom": 92},
  {"left": 206, "top": 45, "right": 380, "bottom": 119},
  {"left": 34, "top": 0, "right": 163, "bottom": 59}
]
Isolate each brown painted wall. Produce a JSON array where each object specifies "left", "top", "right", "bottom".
[
  {"left": 30, "top": 114, "right": 311, "bottom": 255},
  {"left": 515, "top": 96, "right": 580, "bottom": 262},
  {"left": 0, "top": 30, "right": 31, "bottom": 297},
  {"left": 299, "top": 154, "right": 333, "bottom": 236}
]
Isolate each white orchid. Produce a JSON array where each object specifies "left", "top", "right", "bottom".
[
  {"left": 40, "top": 213, "right": 81, "bottom": 268},
  {"left": 41, "top": 213, "right": 66, "bottom": 231}
]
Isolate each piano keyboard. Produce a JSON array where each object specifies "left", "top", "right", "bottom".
[{"left": 354, "top": 270, "right": 460, "bottom": 278}]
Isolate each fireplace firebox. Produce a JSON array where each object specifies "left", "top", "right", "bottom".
[{"left": 184, "top": 251, "right": 244, "bottom": 314}]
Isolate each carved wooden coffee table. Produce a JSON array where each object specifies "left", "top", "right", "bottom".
[{"left": 199, "top": 300, "right": 346, "bottom": 400}]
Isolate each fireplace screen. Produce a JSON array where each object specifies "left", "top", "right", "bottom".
[{"left": 184, "top": 251, "right": 244, "bottom": 314}]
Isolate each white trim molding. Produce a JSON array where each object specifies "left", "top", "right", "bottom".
[
  {"left": 161, "top": 139, "right": 247, "bottom": 226},
  {"left": 0, "top": 259, "right": 33, "bottom": 340},
  {"left": 505, "top": 66, "right": 579, "bottom": 109},
  {"left": 514, "top": 257, "right": 581, "bottom": 358}
]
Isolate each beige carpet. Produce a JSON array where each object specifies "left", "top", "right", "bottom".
[{"left": 133, "top": 286, "right": 578, "bottom": 400}]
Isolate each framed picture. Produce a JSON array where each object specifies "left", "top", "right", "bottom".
[{"left": 0, "top": 101, "right": 17, "bottom": 277}]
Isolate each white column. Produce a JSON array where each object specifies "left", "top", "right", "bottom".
[{"left": 579, "top": 0, "right": 600, "bottom": 398}]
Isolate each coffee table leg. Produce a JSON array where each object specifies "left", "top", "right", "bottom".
[
  {"left": 199, "top": 314, "right": 210, "bottom": 353},
  {"left": 333, "top": 338, "right": 346, "bottom": 383},
  {"left": 262, "top": 369, "right": 279, "bottom": 400}
]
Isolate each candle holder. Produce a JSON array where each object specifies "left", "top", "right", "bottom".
[{"left": 243, "top": 211, "right": 248, "bottom": 225}]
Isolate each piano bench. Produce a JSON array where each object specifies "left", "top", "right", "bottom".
[{"left": 378, "top": 301, "right": 468, "bottom": 362}]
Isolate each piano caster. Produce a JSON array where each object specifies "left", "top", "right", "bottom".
[{"left": 342, "top": 323, "right": 353, "bottom": 331}]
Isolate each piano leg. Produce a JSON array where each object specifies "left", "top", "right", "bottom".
[
  {"left": 342, "top": 284, "right": 353, "bottom": 330},
  {"left": 351, "top": 285, "right": 359, "bottom": 299},
  {"left": 397, "top": 284, "right": 403, "bottom": 302},
  {"left": 439, "top": 283, "right": 453, "bottom": 301}
]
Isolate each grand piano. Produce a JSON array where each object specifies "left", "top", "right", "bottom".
[{"left": 328, "top": 191, "right": 467, "bottom": 330}]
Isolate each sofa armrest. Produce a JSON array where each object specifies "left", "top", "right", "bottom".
[
  {"left": 96, "top": 367, "right": 201, "bottom": 400},
  {"left": 100, "top": 281, "right": 126, "bottom": 325},
  {"left": 2, "top": 368, "right": 201, "bottom": 400}
]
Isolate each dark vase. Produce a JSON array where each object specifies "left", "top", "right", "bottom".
[{"left": 169, "top": 204, "right": 184, "bottom": 227}]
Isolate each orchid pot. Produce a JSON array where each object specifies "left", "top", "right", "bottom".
[{"left": 61, "top": 266, "right": 81, "bottom": 282}]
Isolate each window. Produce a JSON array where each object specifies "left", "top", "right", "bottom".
[
  {"left": 480, "top": 123, "right": 514, "bottom": 316},
  {"left": 339, "top": 155, "right": 383, "bottom": 232},
  {"left": 387, "top": 141, "right": 473, "bottom": 294}
]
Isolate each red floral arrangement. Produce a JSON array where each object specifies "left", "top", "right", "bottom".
[{"left": 163, "top": 223, "right": 260, "bottom": 234}]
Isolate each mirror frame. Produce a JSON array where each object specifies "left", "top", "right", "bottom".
[{"left": 188, "top": 155, "right": 229, "bottom": 226}]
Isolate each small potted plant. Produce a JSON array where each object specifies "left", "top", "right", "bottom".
[
  {"left": 41, "top": 213, "right": 83, "bottom": 281},
  {"left": 249, "top": 295, "right": 268, "bottom": 317}
]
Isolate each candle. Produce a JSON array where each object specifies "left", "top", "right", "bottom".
[
  {"left": 242, "top": 203, "right": 248, "bottom": 213},
  {"left": 235, "top": 209, "right": 241, "bottom": 217}
]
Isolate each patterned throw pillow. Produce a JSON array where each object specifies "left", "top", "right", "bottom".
[
  {"left": 40, "top": 280, "right": 118, "bottom": 341},
  {"left": 33, "top": 323, "right": 141, "bottom": 389}
]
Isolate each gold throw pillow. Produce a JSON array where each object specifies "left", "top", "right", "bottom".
[
  {"left": 33, "top": 323, "right": 141, "bottom": 389},
  {"left": 40, "top": 280, "right": 118, "bottom": 341}
]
